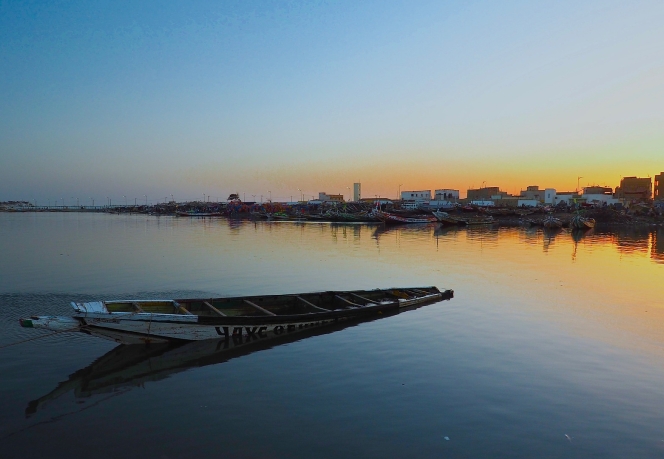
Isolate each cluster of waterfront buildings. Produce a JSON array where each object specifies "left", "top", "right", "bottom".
[
  {"left": 313, "top": 173, "right": 663, "bottom": 208},
  {"left": 2, "top": 173, "right": 662, "bottom": 212}
]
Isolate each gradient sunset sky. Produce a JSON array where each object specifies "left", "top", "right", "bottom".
[{"left": 1, "top": 0, "right": 662, "bottom": 203}]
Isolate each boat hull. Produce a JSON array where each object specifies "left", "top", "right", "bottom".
[
  {"left": 543, "top": 217, "right": 563, "bottom": 229},
  {"left": 374, "top": 211, "right": 437, "bottom": 224},
  {"left": 176, "top": 212, "right": 221, "bottom": 217},
  {"left": 582, "top": 218, "right": 596, "bottom": 229},
  {"left": 570, "top": 215, "right": 596, "bottom": 229},
  {"left": 21, "top": 288, "right": 453, "bottom": 345},
  {"left": 432, "top": 211, "right": 461, "bottom": 225}
]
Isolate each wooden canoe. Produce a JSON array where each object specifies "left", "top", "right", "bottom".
[
  {"left": 373, "top": 210, "right": 438, "bottom": 224},
  {"left": 570, "top": 215, "right": 596, "bottom": 229},
  {"left": 432, "top": 211, "right": 461, "bottom": 225},
  {"left": 20, "top": 287, "right": 453, "bottom": 345},
  {"left": 543, "top": 216, "right": 563, "bottom": 229},
  {"left": 176, "top": 211, "right": 222, "bottom": 217}
]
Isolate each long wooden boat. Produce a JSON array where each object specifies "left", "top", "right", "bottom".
[
  {"left": 268, "top": 212, "right": 308, "bottom": 221},
  {"left": 306, "top": 213, "right": 333, "bottom": 221},
  {"left": 373, "top": 210, "right": 437, "bottom": 224},
  {"left": 433, "top": 211, "right": 494, "bottom": 226},
  {"left": 19, "top": 287, "right": 453, "bottom": 345},
  {"left": 432, "top": 210, "right": 461, "bottom": 225},
  {"left": 485, "top": 208, "right": 514, "bottom": 216},
  {"left": 336, "top": 211, "right": 379, "bottom": 222},
  {"left": 515, "top": 209, "right": 535, "bottom": 216},
  {"left": 267, "top": 211, "right": 290, "bottom": 220}
]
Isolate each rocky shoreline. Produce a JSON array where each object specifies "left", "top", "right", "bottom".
[
  {"left": 485, "top": 207, "right": 663, "bottom": 228},
  {"left": 2, "top": 201, "right": 663, "bottom": 227}
]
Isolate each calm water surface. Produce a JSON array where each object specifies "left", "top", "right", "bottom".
[{"left": 1, "top": 213, "right": 663, "bottom": 458}]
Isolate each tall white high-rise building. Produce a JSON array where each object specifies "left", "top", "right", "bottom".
[{"left": 353, "top": 183, "right": 361, "bottom": 201}]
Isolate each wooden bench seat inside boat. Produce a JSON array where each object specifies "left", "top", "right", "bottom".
[
  {"left": 101, "top": 288, "right": 430, "bottom": 318},
  {"left": 105, "top": 301, "right": 176, "bottom": 314}
]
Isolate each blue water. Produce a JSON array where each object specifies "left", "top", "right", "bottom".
[{"left": 1, "top": 213, "right": 663, "bottom": 458}]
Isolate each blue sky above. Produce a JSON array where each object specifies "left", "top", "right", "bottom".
[{"left": 1, "top": 0, "right": 663, "bottom": 203}]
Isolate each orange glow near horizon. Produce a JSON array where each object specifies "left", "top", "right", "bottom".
[{"left": 229, "top": 157, "right": 661, "bottom": 201}]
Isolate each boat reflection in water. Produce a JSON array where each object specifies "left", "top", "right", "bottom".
[
  {"left": 570, "top": 227, "right": 594, "bottom": 242},
  {"left": 25, "top": 299, "right": 450, "bottom": 418},
  {"left": 372, "top": 222, "right": 436, "bottom": 240}
]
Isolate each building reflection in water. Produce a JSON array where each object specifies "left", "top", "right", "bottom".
[
  {"left": 608, "top": 226, "right": 652, "bottom": 255},
  {"left": 367, "top": 222, "right": 664, "bottom": 267},
  {"left": 652, "top": 228, "right": 664, "bottom": 264}
]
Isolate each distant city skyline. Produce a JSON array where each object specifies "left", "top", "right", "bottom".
[
  {"left": 2, "top": 1, "right": 663, "bottom": 203},
  {"left": 6, "top": 172, "right": 659, "bottom": 206}
]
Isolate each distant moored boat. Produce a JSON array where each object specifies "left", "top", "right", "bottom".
[
  {"left": 543, "top": 216, "right": 563, "bottom": 229},
  {"left": 176, "top": 211, "right": 221, "bottom": 217},
  {"left": 570, "top": 215, "right": 596, "bottom": 229},
  {"left": 373, "top": 210, "right": 437, "bottom": 224}
]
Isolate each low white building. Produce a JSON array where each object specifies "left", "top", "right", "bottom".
[
  {"left": 353, "top": 183, "right": 361, "bottom": 202},
  {"left": 426, "top": 200, "right": 457, "bottom": 210},
  {"left": 360, "top": 198, "right": 393, "bottom": 205},
  {"left": 401, "top": 190, "right": 432, "bottom": 201},
  {"left": 318, "top": 192, "right": 344, "bottom": 202},
  {"left": 434, "top": 189, "right": 459, "bottom": 201},
  {"left": 544, "top": 188, "right": 556, "bottom": 204},
  {"left": 552, "top": 192, "right": 579, "bottom": 205},
  {"left": 517, "top": 199, "right": 539, "bottom": 207},
  {"left": 583, "top": 194, "right": 620, "bottom": 206},
  {"left": 470, "top": 200, "right": 495, "bottom": 207}
]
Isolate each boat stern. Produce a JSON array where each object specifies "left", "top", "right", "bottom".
[
  {"left": 71, "top": 301, "right": 107, "bottom": 314},
  {"left": 19, "top": 316, "right": 82, "bottom": 332}
]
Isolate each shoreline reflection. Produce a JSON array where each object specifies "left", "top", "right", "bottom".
[{"left": 367, "top": 221, "right": 664, "bottom": 263}]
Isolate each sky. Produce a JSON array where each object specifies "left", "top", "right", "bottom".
[{"left": 1, "top": 0, "right": 663, "bottom": 203}]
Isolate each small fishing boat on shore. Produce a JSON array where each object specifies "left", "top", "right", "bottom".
[
  {"left": 543, "top": 216, "right": 563, "bottom": 229},
  {"left": 336, "top": 211, "right": 379, "bottom": 222},
  {"left": 570, "top": 215, "right": 596, "bottom": 229},
  {"left": 515, "top": 209, "right": 535, "bottom": 216},
  {"left": 373, "top": 210, "right": 437, "bottom": 224},
  {"left": 19, "top": 287, "right": 453, "bottom": 345},
  {"left": 432, "top": 211, "right": 494, "bottom": 226},
  {"left": 485, "top": 208, "right": 514, "bottom": 216},
  {"left": 176, "top": 211, "right": 222, "bottom": 217},
  {"left": 432, "top": 211, "right": 461, "bottom": 225},
  {"left": 268, "top": 211, "right": 307, "bottom": 221},
  {"left": 268, "top": 211, "right": 290, "bottom": 220}
]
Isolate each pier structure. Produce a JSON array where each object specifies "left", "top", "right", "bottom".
[{"left": 1, "top": 205, "right": 132, "bottom": 212}]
